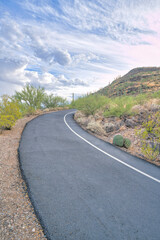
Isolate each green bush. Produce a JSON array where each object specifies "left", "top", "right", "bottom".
[
  {"left": 43, "top": 94, "right": 68, "bottom": 108},
  {"left": 124, "top": 138, "right": 131, "bottom": 149},
  {"left": 14, "top": 84, "right": 45, "bottom": 110},
  {"left": 0, "top": 95, "right": 21, "bottom": 120},
  {"left": 113, "top": 135, "right": 124, "bottom": 147},
  {"left": 136, "top": 112, "right": 160, "bottom": 161},
  {"left": 70, "top": 90, "right": 160, "bottom": 118},
  {"left": 151, "top": 90, "right": 160, "bottom": 99},
  {"left": 71, "top": 95, "right": 107, "bottom": 116},
  {"left": 103, "top": 91, "right": 160, "bottom": 118},
  {"left": 104, "top": 96, "right": 136, "bottom": 118},
  {"left": 16, "top": 103, "right": 36, "bottom": 116},
  {"left": 0, "top": 115, "right": 16, "bottom": 130}
]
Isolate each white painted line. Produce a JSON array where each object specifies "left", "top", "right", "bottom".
[{"left": 64, "top": 111, "right": 160, "bottom": 184}]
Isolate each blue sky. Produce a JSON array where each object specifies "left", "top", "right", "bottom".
[{"left": 0, "top": 0, "right": 160, "bottom": 99}]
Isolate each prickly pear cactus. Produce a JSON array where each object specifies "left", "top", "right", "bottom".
[
  {"left": 113, "top": 135, "right": 124, "bottom": 147},
  {"left": 124, "top": 138, "right": 131, "bottom": 149}
]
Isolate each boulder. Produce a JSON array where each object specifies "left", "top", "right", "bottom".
[
  {"left": 104, "top": 121, "right": 123, "bottom": 133},
  {"left": 148, "top": 104, "right": 160, "bottom": 112},
  {"left": 131, "top": 105, "right": 145, "bottom": 114},
  {"left": 125, "top": 119, "right": 136, "bottom": 128},
  {"left": 74, "top": 111, "right": 89, "bottom": 127},
  {"left": 86, "top": 122, "right": 104, "bottom": 135},
  {"left": 104, "top": 123, "right": 115, "bottom": 133},
  {"left": 74, "top": 111, "right": 85, "bottom": 120},
  {"left": 76, "top": 117, "right": 89, "bottom": 127}
]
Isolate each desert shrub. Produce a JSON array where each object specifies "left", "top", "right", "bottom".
[
  {"left": 0, "top": 115, "right": 16, "bottom": 130},
  {"left": 0, "top": 95, "right": 21, "bottom": 120},
  {"left": 136, "top": 112, "right": 160, "bottom": 161},
  {"left": 113, "top": 135, "right": 124, "bottom": 147},
  {"left": 23, "top": 105, "right": 36, "bottom": 115},
  {"left": 104, "top": 96, "right": 135, "bottom": 118},
  {"left": 14, "top": 84, "right": 45, "bottom": 110},
  {"left": 71, "top": 95, "right": 107, "bottom": 116},
  {"left": 134, "top": 94, "right": 148, "bottom": 105},
  {"left": 71, "top": 90, "right": 160, "bottom": 118},
  {"left": 43, "top": 94, "right": 68, "bottom": 108},
  {"left": 151, "top": 90, "right": 160, "bottom": 99},
  {"left": 124, "top": 138, "right": 131, "bottom": 149}
]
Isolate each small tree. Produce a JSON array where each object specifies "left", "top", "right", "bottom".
[
  {"left": 0, "top": 95, "right": 21, "bottom": 130},
  {"left": 0, "top": 95, "right": 21, "bottom": 120},
  {"left": 43, "top": 94, "right": 68, "bottom": 108},
  {"left": 14, "top": 84, "right": 45, "bottom": 110}
]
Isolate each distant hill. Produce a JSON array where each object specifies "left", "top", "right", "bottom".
[{"left": 97, "top": 67, "right": 160, "bottom": 97}]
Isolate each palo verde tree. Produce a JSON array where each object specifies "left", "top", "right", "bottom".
[
  {"left": 43, "top": 94, "right": 68, "bottom": 108},
  {"left": 14, "top": 84, "right": 45, "bottom": 110}
]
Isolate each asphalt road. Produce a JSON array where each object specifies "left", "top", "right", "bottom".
[{"left": 19, "top": 110, "right": 160, "bottom": 240}]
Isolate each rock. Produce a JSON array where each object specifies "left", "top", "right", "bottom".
[
  {"left": 131, "top": 105, "right": 145, "bottom": 114},
  {"left": 94, "top": 111, "right": 104, "bottom": 121},
  {"left": 76, "top": 117, "right": 88, "bottom": 127},
  {"left": 94, "top": 114, "right": 104, "bottom": 121},
  {"left": 32, "top": 228, "right": 35, "bottom": 232},
  {"left": 104, "top": 123, "right": 115, "bottom": 133},
  {"left": 125, "top": 119, "right": 136, "bottom": 128},
  {"left": 74, "top": 111, "right": 85, "bottom": 120},
  {"left": 148, "top": 104, "right": 160, "bottom": 112},
  {"left": 74, "top": 111, "right": 88, "bottom": 127},
  {"left": 88, "top": 115, "right": 95, "bottom": 122},
  {"left": 86, "top": 122, "right": 104, "bottom": 135},
  {"left": 119, "top": 120, "right": 125, "bottom": 127},
  {"left": 104, "top": 121, "right": 123, "bottom": 133}
]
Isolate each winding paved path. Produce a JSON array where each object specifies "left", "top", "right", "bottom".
[{"left": 19, "top": 110, "right": 160, "bottom": 240}]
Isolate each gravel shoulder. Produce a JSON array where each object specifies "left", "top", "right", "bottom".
[{"left": 0, "top": 114, "right": 48, "bottom": 239}]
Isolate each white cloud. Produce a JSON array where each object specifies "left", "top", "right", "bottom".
[
  {"left": 33, "top": 47, "right": 71, "bottom": 66},
  {"left": 52, "top": 49, "right": 71, "bottom": 66},
  {"left": 0, "top": 59, "right": 29, "bottom": 85},
  {"left": 72, "top": 53, "right": 99, "bottom": 65},
  {"left": 0, "top": 0, "right": 160, "bottom": 99},
  {"left": 20, "top": 0, "right": 59, "bottom": 17}
]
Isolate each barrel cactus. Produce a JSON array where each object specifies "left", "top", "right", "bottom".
[
  {"left": 124, "top": 138, "right": 131, "bottom": 149},
  {"left": 113, "top": 135, "right": 124, "bottom": 147}
]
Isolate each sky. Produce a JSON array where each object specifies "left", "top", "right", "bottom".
[{"left": 0, "top": 0, "right": 160, "bottom": 100}]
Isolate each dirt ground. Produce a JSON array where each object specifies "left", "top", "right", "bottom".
[{"left": 0, "top": 114, "right": 48, "bottom": 240}]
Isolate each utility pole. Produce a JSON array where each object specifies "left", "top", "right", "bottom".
[{"left": 72, "top": 93, "right": 74, "bottom": 102}]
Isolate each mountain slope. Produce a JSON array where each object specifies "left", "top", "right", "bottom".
[{"left": 97, "top": 67, "right": 160, "bottom": 97}]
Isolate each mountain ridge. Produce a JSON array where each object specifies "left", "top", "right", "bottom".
[{"left": 97, "top": 67, "right": 160, "bottom": 97}]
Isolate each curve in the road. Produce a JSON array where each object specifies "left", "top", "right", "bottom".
[
  {"left": 64, "top": 111, "right": 160, "bottom": 184},
  {"left": 19, "top": 110, "right": 160, "bottom": 240}
]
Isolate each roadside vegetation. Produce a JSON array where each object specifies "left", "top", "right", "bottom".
[
  {"left": 71, "top": 90, "right": 160, "bottom": 163},
  {"left": 70, "top": 95, "right": 107, "bottom": 116},
  {"left": 136, "top": 112, "right": 160, "bottom": 161},
  {"left": 0, "top": 84, "right": 68, "bottom": 131},
  {"left": 71, "top": 90, "right": 160, "bottom": 117},
  {"left": 1, "top": 80, "right": 160, "bottom": 163}
]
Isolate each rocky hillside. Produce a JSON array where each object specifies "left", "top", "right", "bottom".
[
  {"left": 97, "top": 67, "right": 160, "bottom": 97},
  {"left": 74, "top": 98, "right": 160, "bottom": 166}
]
